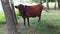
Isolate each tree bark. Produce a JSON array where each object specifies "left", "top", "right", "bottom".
[
  {"left": 58, "top": 2, "right": 60, "bottom": 9},
  {"left": 58, "top": 0, "right": 60, "bottom": 9},
  {"left": 54, "top": 0, "right": 57, "bottom": 10},
  {"left": 9, "top": 0, "right": 18, "bottom": 25},
  {"left": 40, "top": 0, "right": 42, "bottom": 4},
  {"left": 46, "top": 0, "right": 49, "bottom": 9},
  {"left": 1, "top": 0, "right": 18, "bottom": 34}
]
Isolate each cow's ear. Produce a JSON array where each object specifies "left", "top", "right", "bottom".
[{"left": 15, "top": 6, "right": 18, "bottom": 9}]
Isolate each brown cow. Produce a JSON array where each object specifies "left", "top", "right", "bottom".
[{"left": 15, "top": 4, "right": 43, "bottom": 26}]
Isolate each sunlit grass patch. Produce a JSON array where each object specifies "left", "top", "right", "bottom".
[{"left": 0, "top": 10, "right": 6, "bottom": 25}]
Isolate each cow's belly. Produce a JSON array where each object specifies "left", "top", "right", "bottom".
[{"left": 26, "top": 12, "right": 40, "bottom": 17}]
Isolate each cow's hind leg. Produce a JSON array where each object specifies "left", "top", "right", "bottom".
[
  {"left": 38, "top": 11, "right": 42, "bottom": 22},
  {"left": 27, "top": 17, "right": 30, "bottom": 26},
  {"left": 38, "top": 15, "right": 41, "bottom": 22}
]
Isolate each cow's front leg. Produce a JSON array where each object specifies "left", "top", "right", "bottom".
[
  {"left": 27, "top": 17, "right": 30, "bottom": 26},
  {"left": 38, "top": 15, "right": 41, "bottom": 22},
  {"left": 23, "top": 17, "right": 26, "bottom": 26}
]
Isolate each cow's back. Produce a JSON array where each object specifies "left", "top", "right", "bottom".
[{"left": 25, "top": 4, "right": 43, "bottom": 17}]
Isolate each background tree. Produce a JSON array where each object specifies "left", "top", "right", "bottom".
[
  {"left": 58, "top": 0, "right": 60, "bottom": 9},
  {"left": 31, "top": 0, "right": 40, "bottom": 3},
  {"left": 30, "top": 0, "right": 58, "bottom": 9},
  {"left": 46, "top": 0, "right": 49, "bottom": 9},
  {"left": 54, "top": 0, "right": 57, "bottom": 9}
]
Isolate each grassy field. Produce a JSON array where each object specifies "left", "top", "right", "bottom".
[
  {"left": 20, "top": 10, "right": 60, "bottom": 34},
  {"left": 0, "top": 3, "right": 60, "bottom": 34},
  {"left": 0, "top": 10, "right": 60, "bottom": 34}
]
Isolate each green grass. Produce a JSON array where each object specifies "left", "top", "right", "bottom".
[
  {"left": 0, "top": 4, "right": 60, "bottom": 34},
  {"left": 0, "top": 9, "right": 20, "bottom": 25},
  {"left": 15, "top": 8, "right": 21, "bottom": 19},
  {"left": 0, "top": 24, "right": 7, "bottom": 34},
  {"left": 0, "top": 10, "right": 6, "bottom": 25},
  {"left": 21, "top": 10, "right": 60, "bottom": 34},
  {"left": 0, "top": 10, "right": 60, "bottom": 34}
]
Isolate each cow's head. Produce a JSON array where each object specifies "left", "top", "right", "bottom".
[{"left": 15, "top": 4, "right": 25, "bottom": 16}]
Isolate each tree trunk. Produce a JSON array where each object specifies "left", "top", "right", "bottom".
[
  {"left": 54, "top": 0, "right": 57, "bottom": 10},
  {"left": 58, "top": 2, "right": 60, "bottom": 9},
  {"left": 1, "top": 0, "right": 18, "bottom": 34},
  {"left": 58, "top": 0, "right": 60, "bottom": 9},
  {"left": 9, "top": 0, "right": 18, "bottom": 25},
  {"left": 46, "top": 0, "right": 49, "bottom": 9},
  {"left": 40, "top": 0, "right": 42, "bottom": 4}
]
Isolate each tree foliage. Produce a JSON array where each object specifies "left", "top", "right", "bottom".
[
  {"left": 31, "top": 0, "right": 56, "bottom": 3},
  {"left": 31, "top": 0, "right": 40, "bottom": 3},
  {"left": 44, "top": 0, "right": 55, "bottom": 2},
  {"left": 58, "top": 0, "right": 60, "bottom": 2}
]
